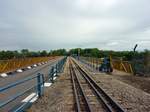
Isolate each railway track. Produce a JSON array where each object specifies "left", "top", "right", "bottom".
[{"left": 69, "top": 58, "right": 125, "bottom": 112}]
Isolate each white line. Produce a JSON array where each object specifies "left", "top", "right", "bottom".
[
  {"left": 53, "top": 77, "right": 57, "bottom": 80},
  {"left": 44, "top": 82, "right": 52, "bottom": 87},
  {"left": 0, "top": 73, "right": 8, "bottom": 77},
  {"left": 54, "top": 73, "right": 56, "bottom": 76},
  {"left": 30, "top": 95, "right": 38, "bottom": 103},
  {"left": 38, "top": 63, "right": 42, "bottom": 66},
  {"left": 22, "top": 93, "right": 38, "bottom": 103},
  {"left": 16, "top": 69, "right": 23, "bottom": 73},
  {"left": 27, "top": 66, "right": 31, "bottom": 69},
  {"left": 33, "top": 64, "right": 37, "bottom": 67},
  {"left": 41, "top": 62, "right": 44, "bottom": 65}
]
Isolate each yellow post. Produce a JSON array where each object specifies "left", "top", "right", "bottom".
[
  {"left": 129, "top": 64, "right": 134, "bottom": 74},
  {"left": 109, "top": 55, "right": 113, "bottom": 68},
  {"left": 121, "top": 62, "right": 128, "bottom": 73}
]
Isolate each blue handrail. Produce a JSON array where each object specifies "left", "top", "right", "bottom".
[
  {"left": 0, "top": 75, "right": 37, "bottom": 92},
  {"left": 0, "top": 73, "right": 44, "bottom": 112},
  {"left": 48, "top": 56, "right": 67, "bottom": 82},
  {"left": 0, "top": 56, "right": 67, "bottom": 112}
]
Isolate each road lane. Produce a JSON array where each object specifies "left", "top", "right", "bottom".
[
  {"left": 0, "top": 57, "right": 62, "bottom": 87},
  {"left": 0, "top": 57, "right": 63, "bottom": 112}
]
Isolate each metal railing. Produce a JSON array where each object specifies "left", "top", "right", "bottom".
[
  {"left": 0, "top": 56, "right": 67, "bottom": 112},
  {"left": 77, "top": 56, "right": 134, "bottom": 74},
  {"left": 131, "top": 57, "right": 150, "bottom": 76},
  {"left": 0, "top": 73, "right": 44, "bottom": 112},
  {"left": 111, "top": 59, "right": 133, "bottom": 74},
  {"left": 0, "top": 56, "right": 58, "bottom": 73},
  {"left": 48, "top": 57, "right": 67, "bottom": 82}
]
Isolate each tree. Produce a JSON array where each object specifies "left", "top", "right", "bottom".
[
  {"left": 21, "top": 49, "right": 30, "bottom": 57},
  {"left": 40, "top": 50, "right": 48, "bottom": 57},
  {"left": 50, "top": 49, "right": 67, "bottom": 56}
]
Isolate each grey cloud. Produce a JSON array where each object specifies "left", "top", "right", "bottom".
[{"left": 0, "top": 0, "right": 150, "bottom": 51}]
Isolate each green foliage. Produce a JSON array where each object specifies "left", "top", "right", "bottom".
[
  {"left": 40, "top": 50, "right": 48, "bottom": 57},
  {"left": 69, "top": 48, "right": 100, "bottom": 57},
  {"left": 0, "top": 49, "right": 68, "bottom": 60},
  {"left": 69, "top": 48, "right": 150, "bottom": 61},
  {"left": 50, "top": 49, "right": 67, "bottom": 56},
  {"left": 0, "top": 48, "right": 149, "bottom": 61}
]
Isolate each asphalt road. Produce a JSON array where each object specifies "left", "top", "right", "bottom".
[{"left": 0, "top": 57, "right": 63, "bottom": 112}]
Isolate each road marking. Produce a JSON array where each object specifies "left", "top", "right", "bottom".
[
  {"left": 17, "top": 69, "right": 23, "bottom": 73},
  {"left": 54, "top": 73, "right": 56, "bottom": 76},
  {"left": 27, "top": 66, "right": 31, "bottom": 69},
  {"left": 22, "top": 93, "right": 38, "bottom": 103},
  {"left": 0, "top": 73, "right": 8, "bottom": 77},
  {"left": 38, "top": 63, "right": 42, "bottom": 66},
  {"left": 33, "top": 64, "right": 37, "bottom": 67},
  {"left": 44, "top": 82, "right": 52, "bottom": 87},
  {"left": 53, "top": 77, "right": 57, "bottom": 80},
  {"left": 41, "top": 62, "right": 45, "bottom": 65}
]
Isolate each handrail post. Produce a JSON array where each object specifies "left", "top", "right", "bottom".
[
  {"left": 49, "top": 67, "right": 54, "bottom": 83},
  {"left": 55, "top": 64, "right": 58, "bottom": 76},
  {"left": 41, "top": 74, "right": 44, "bottom": 95},
  {"left": 60, "top": 60, "right": 63, "bottom": 72},
  {"left": 37, "top": 73, "right": 42, "bottom": 98},
  {"left": 58, "top": 61, "right": 61, "bottom": 73}
]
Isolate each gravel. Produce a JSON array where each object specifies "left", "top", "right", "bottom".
[{"left": 80, "top": 61, "right": 150, "bottom": 112}]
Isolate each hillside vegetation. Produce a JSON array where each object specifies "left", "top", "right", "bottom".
[{"left": 0, "top": 48, "right": 149, "bottom": 61}]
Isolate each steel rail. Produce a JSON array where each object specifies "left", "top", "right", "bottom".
[
  {"left": 72, "top": 58, "right": 126, "bottom": 112},
  {"left": 69, "top": 60, "right": 81, "bottom": 112},
  {"left": 70, "top": 60, "right": 92, "bottom": 112}
]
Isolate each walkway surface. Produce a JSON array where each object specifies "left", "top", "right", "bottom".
[{"left": 28, "top": 58, "right": 74, "bottom": 112}]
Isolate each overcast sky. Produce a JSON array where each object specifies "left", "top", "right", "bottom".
[{"left": 0, "top": 0, "right": 150, "bottom": 51}]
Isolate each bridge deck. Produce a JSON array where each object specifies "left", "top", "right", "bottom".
[
  {"left": 0, "top": 57, "right": 62, "bottom": 112},
  {"left": 28, "top": 58, "right": 150, "bottom": 112}
]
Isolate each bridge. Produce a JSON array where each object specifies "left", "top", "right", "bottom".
[{"left": 0, "top": 56, "right": 150, "bottom": 112}]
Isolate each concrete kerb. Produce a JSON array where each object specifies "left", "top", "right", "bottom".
[{"left": 0, "top": 61, "right": 48, "bottom": 78}]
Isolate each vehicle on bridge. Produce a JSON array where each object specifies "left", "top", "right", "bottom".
[{"left": 99, "top": 57, "right": 113, "bottom": 73}]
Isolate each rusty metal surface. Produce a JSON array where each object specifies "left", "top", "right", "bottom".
[
  {"left": 0, "top": 57, "right": 59, "bottom": 73},
  {"left": 111, "top": 59, "right": 133, "bottom": 74},
  {"left": 79, "top": 56, "right": 133, "bottom": 74}
]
